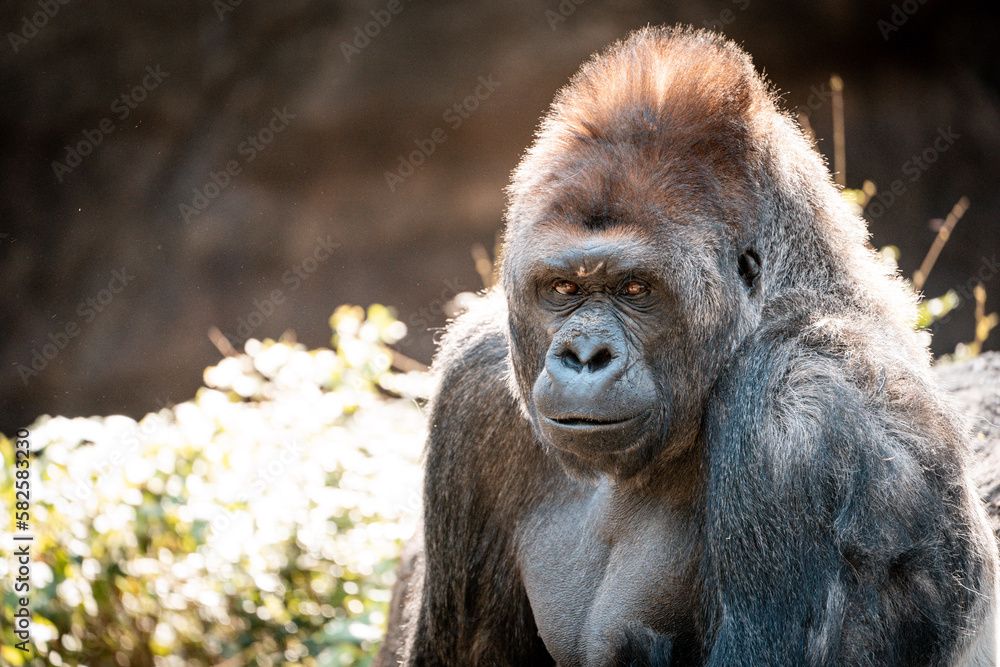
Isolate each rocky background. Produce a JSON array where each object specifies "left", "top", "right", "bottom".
[
  {"left": 2, "top": 0, "right": 998, "bottom": 433},
  {"left": 937, "top": 352, "right": 1000, "bottom": 538}
]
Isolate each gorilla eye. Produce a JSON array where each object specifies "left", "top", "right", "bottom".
[
  {"left": 553, "top": 280, "right": 579, "bottom": 295},
  {"left": 622, "top": 280, "right": 648, "bottom": 296}
]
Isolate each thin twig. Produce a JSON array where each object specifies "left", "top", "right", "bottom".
[
  {"left": 970, "top": 283, "right": 999, "bottom": 357},
  {"left": 208, "top": 326, "right": 238, "bottom": 357},
  {"left": 912, "top": 196, "right": 970, "bottom": 293},
  {"left": 391, "top": 349, "right": 430, "bottom": 373},
  {"left": 471, "top": 243, "right": 495, "bottom": 289},
  {"left": 797, "top": 110, "right": 815, "bottom": 144},
  {"left": 831, "top": 74, "right": 845, "bottom": 188}
]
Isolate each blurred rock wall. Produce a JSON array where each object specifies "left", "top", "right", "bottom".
[{"left": 2, "top": 0, "right": 998, "bottom": 432}]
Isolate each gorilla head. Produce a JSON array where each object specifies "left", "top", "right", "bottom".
[{"left": 500, "top": 29, "right": 775, "bottom": 480}]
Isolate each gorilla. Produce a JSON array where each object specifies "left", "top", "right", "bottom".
[{"left": 388, "top": 26, "right": 999, "bottom": 666}]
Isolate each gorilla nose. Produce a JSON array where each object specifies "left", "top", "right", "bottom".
[
  {"left": 548, "top": 337, "right": 625, "bottom": 390},
  {"left": 537, "top": 334, "right": 639, "bottom": 428},
  {"left": 556, "top": 340, "right": 615, "bottom": 374}
]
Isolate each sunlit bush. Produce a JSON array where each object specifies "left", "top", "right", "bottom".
[{"left": 0, "top": 305, "right": 427, "bottom": 667}]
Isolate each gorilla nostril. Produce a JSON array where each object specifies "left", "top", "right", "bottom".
[
  {"left": 557, "top": 343, "right": 616, "bottom": 374},
  {"left": 587, "top": 348, "right": 613, "bottom": 372},
  {"left": 558, "top": 349, "right": 584, "bottom": 372}
]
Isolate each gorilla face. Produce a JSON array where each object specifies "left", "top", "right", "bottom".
[
  {"left": 505, "top": 219, "right": 761, "bottom": 481},
  {"left": 529, "top": 235, "right": 663, "bottom": 460},
  {"left": 498, "top": 41, "right": 768, "bottom": 480}
]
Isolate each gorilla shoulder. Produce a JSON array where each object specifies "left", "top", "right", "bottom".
[
  {"left": 424, "top": 290, "right": 544, "bottom": 483},
  {"left": 427, "top": 290, "right": 512, "bottom": 417}
]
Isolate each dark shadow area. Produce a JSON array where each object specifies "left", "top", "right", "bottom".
[{"left": 2, "top": 0, "right": 998, "bottom": 432}]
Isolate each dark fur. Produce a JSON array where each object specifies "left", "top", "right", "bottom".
[{"left": 389, "top": 26, "right": 998, "bottom": 667}]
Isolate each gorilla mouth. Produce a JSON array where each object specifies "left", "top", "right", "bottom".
[
  {"left": 538, "top": 411, "right": 653, "bottom": 457},
  {"left": 545, "top": 412, "right": 647, "bottom": 430},
  {"left": 551, "top": 415, "right": 637, "bottom": 427}
]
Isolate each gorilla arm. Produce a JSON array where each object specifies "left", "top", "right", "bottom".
[
  {"left": 701, "top": 312, "right": 995, "bottom": 666},
  {"left": 404, "top": 294, "right": 554, "bottom": 666}
]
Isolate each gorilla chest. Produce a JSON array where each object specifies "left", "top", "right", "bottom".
[{"left": 517, "top": 483, "right": 700, "bottom": 667}]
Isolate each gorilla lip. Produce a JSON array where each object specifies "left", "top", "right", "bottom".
[
  {"left": 539, "top": 411, "right": 650, "bottom": 439},
  {"left": 537, "top": 411, "right": 653, "bottom": 460},
  {"left": 547, "top": 414, "right": 641, "bottom": 428}
]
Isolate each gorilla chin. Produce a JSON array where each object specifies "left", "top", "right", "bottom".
[
  {"left": 532, "top": 394, "right": 666, "bottom": 480},
  {"left": 531, "top": 369, "right": 662, "bottom": 474}
]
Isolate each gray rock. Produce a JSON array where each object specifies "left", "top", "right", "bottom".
[{"left": 936, "top": 351, "right": 1000, "bottom": 537}]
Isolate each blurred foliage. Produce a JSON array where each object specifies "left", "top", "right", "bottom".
[
  {"left": 840, "top": 180, "right": 877, "bottom": 218},
  {"left": 945, "top": 283, "right": 1000, "bottom": 363},
  {"left": 846, "top": 185, "right": 995, "bottom": 357},
  {"left": 1, "top": 305, "right": 428, "bottom": 667},
  {"left": 916, "top": 290, "right": 961, "bottom": 331},
  {"left": 874, "top": 244, "right": 961, "bottom": 331}
]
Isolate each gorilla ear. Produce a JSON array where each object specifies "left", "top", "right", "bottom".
[{"left": 738, "top": 248, "right": 761, "bottom": 289}]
